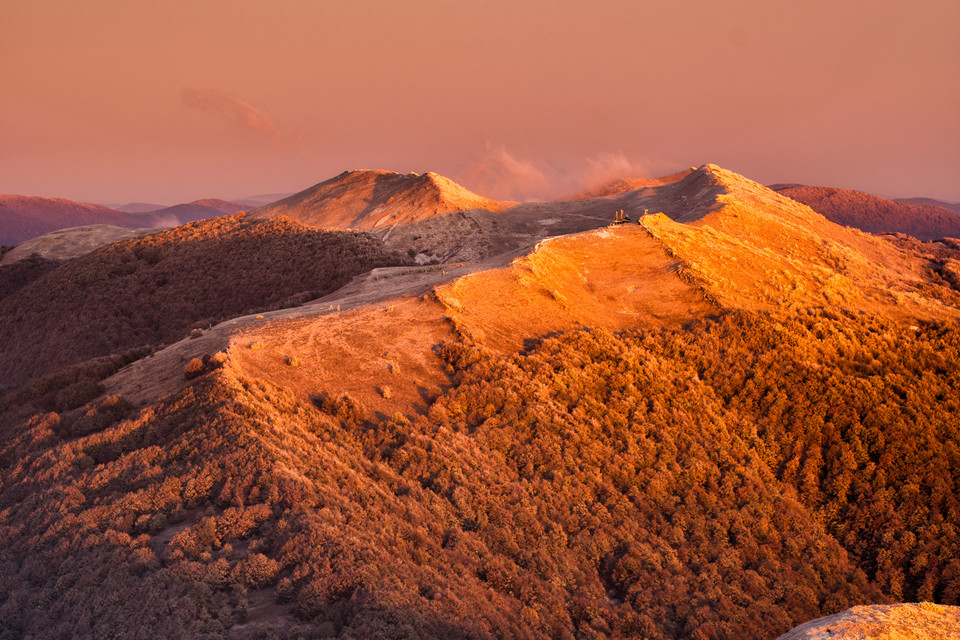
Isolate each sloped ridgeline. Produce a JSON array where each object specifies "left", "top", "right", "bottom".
[
  {"left": 0, "top": 213, "right": 411, "bottom": 392},
  {"left": 2, "top": 307, "right": 960, "bottom": 639}
]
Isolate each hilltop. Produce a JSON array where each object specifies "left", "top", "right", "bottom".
[
  {"left": 1, "top": 165, "right": 959, "bottom": 639},
  {"left": 897, "top": 197, "right": 960, "bottom": 216},
  {"left": 0, "top": 224, "right": 161, "bottom": 266},
  {"left": 251, "top": 170, "right": 509, "bottom": 231},
  {"left": 146, "top": 199, "right": 245, "bottom": 225}
]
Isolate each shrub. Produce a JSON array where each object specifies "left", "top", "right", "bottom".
[
  {"left": 184, "top": 358, "right": 205, "bottom": 380},
  {"left": 54, "top": 380, "right": 103, "bottom": 412}
]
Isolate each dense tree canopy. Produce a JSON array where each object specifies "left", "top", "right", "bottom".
[{"left": 2, "top": 307, "right": 958, "bottom": 638}]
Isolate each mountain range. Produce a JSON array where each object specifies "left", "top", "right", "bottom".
[
  {"left": 1, "top": 165, "right": 959, "bottom": 639},
  {"left": 0, "top": 196, "right": 244, "bottom": 247}
]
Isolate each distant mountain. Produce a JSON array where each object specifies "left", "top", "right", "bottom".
[
  {"left": 0, "top": 195, "right": 138, "bottom": 245},
  {"left": 251, "top": 170, "right": 508, "bottom": 230},
  {"left": 1, "top": 196, "right": 244, "bottom": 246},
  {"left": 234, "top": 192, "right": 295, "bottom": 208},
  {"left": 146, "top": 199, "right": 244, "bottom": 224},
  {"left": 113, "top": 202, "right": 168, "bottom": 214},
  {"left": 896, "top": 197, "right": 960, "bottom": 216},
  {"left": 771, "top": 185, "right": 960, "bottom": 240}
]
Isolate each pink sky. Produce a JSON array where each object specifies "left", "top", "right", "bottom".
[{"left": 2, "top": 0, "right": 958, "bottom": 204}]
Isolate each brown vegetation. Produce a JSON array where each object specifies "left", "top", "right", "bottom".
[
  {"left": 0, "top": 254, "right": 62, "bottom": 300},
  {"left": 3, "top": 306, "right": 960, "bottom": 638}
]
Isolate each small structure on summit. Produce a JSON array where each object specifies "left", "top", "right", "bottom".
[{"left": 613, "top": 209, "right": 631, "bottom": 224}]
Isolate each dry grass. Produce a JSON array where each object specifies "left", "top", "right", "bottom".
[{"left": 778, "top": 604, "right": 960, "bottom": 639}]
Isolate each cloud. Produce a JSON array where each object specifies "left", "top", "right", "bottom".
[
  {"left": 182, "top": 89, "right": 286, "bottom": 145},
  {"left": 456, "top": 147, "right": 675, "bottom": 201},
  {"left": 456, "top": 144, "right": 552, "bottom": 201},
  {"left": 150, "top": 214, "right": 181, "bottom": 228},
  {"left": 581, "top": 152, "right": 656, "bottom": 188}
]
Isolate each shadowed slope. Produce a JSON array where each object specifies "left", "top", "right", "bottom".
[
  {"left": 147, "top": 199, "right": 244, "bottom": 225},
  {"left": 897, "top": 197, "right": 960, "bottom": 216},
  {"left": 0, "top": 196, "right": 244, "bottom": 247},
  {"left": 113, "top": 202, "right": 168, "bottom": 214}
]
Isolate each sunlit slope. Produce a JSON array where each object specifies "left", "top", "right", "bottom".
[{"left": 636, "top": 165, "right": 958, "bottom": 318}]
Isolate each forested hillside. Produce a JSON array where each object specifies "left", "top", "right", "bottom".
[
  {"left": 0, "top": 214, "right": 410, "bottom": 392},
  {"left": 2, "top": 307, "right": 958, "bottom": 639}
]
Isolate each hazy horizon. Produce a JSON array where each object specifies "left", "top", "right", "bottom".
[{"left": 2, "top": 0, "right": 958, "bottom": 204}]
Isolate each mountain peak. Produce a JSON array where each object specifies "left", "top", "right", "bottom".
[{"left": 250, "top": 169, "right": 507, "bottom": 230}]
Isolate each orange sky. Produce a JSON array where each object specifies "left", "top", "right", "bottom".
[{"left": 2, "top": 0, "right": 958, "bottom": 204}]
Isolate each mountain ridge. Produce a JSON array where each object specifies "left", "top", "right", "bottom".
[{"left": 2, "top": 164, "right": 960, "bottom": 639}]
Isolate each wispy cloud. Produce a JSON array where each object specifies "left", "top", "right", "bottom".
[
  {"left": 581, "top": 152, "right": 656, "bottom": 189},
  {"left": 457, "top": 145, "right": 675, "bottom": 201},
  {"left": 456, "top": 144, "right": 552, "bottom": 201},
  {"left": 182, "top": 89, "right": 289, "bottom": 147}
]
